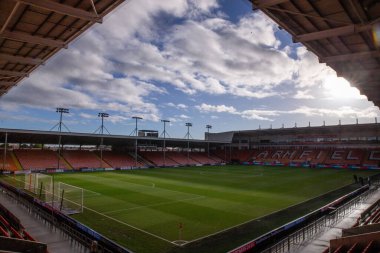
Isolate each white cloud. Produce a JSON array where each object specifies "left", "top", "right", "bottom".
[
  {"left": 195, "top": 103, "right": 276, "bottom": 121},
  {"left": 166, "top": 103, "right": 188, "bottom": 109},
  {"left": 196, "top": 103, "right": 379, "bottom": 122},
  {"left": 179, "top": 114, "right": 190, "bottom": 119},
  {"left": 178, "top": 103, "right": 188, "bottom": 109},
  {"left": 0, "top": 0, "right": 376, "bottom": 132},
  {"left": 290, "top": 106, "right": 379, "bottom": 118},
  {"left": 294, "top": 90, "right": 314, "bottom": 99}
]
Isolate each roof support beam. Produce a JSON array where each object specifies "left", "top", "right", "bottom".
[
  {"left": 320, "top": 51, "right": 380, "bottom": 63},
  {"left": 0, "top": 2, "right": 20, "bottom": 34},
  {"left": 0, "top": 53, "right": 43, "bottom": 65},
  {"left": 337, "top": 68, "right": 380, "bottom": 78},
  {"left": 295, "top": 24, "right": 373, "bottom": 42},
  {"left": 16, "top": 0, "right": 102, "bottom": 23},
  {"left": 0, "top": 81, "right": 14, "bottom": 87},
  {"left": 252, "top": 0, "right": 289, "bottom": 8},
  {"left": 0, "top": 70, "right": 28, "bottom": 77},
  {"left": 0, "top": 30, "right": 66, "bottom": 48}
]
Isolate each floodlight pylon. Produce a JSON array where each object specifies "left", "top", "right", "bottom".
[
  {"left": 161, "top": 119, "right": 170, "bottom": 166},
  {"left": 160, "top": 120, "right": 170, "bottom": 138},
  {"left": 206, "top": 125, "right": 212, "bottom": 158},
  {"left": 94, "top": 112, "right": 111, "bottom": 134},
  {"left": 130, "top": 116, "right": 142, "bottom": 136},
  {"left": 184, "top": 122, "right": 193, "bottom": 139},
  {"left": 50, "top": 107, "right": 71, "bottom": 132}
]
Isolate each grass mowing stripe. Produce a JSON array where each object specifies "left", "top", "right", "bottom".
[
  {"left": 47, "top": 165, "right": 378, "bottom": 253},
  {"left": 82, "top": 204, "right": 177, "bottom": 244},
  {"left": 103, "top": 195, "right": 206, "bottom": 214}
]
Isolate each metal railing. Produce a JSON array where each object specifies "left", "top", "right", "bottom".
[{"left": 261, "top": 185, "right": 379, "bottom": 253}]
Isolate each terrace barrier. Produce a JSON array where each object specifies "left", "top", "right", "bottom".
[
  {"left": 228, "top": 173, "right": 380, "bottom": 253},
  {"left": 259, "top": 186, "right": 378, "bottom": 253},
  {"left": 0, "top": 181, "right": 132, "bottom": 253}
]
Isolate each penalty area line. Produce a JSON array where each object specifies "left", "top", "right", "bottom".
[
  {"left": 83, "top": 205, "right": 176, "bottom": 245},
  {"left": 103, "top": 196, "right": 205, "bottom": 214}
]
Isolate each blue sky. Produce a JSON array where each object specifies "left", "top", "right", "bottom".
[{"left": 0, "top": 0, "right": 379, "bottom": 139}]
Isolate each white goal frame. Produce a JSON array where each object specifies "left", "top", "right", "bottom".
[
  {"left": 57, "top": 182, "right": 84, "bottom": 214},
  {"left": 24, "top": 173, "right": 53, "bottom": 202}
]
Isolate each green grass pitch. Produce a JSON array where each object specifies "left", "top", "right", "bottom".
[
  {"left": 2, "top": 165, "right": 377, "bottom": 252},
  {"left": 47, "top": 165, "right": 377, "bottom": 253}
]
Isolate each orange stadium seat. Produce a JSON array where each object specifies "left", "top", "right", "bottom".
[
  {"left": 166, "top": 152, "right": 198, "bottom": 166},
  {"left": 140, "top": 151, "right": 179, "bottom": 166},
  {"left": 61, "top": 150, "right": 109, "bottom": 169},
  {"left": 0, "top": 151, "right": 18, "bottom": 171},
  {"left": 100, "top": 151, "right": 144, "bottom": 168},
  {"left": 14, "top": 149, "right": 67, "bottom": 170}
]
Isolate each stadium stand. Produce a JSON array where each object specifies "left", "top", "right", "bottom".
[
  {"left": 14, "top": 149, "right": 68, "bottom": 170},
  {"left": 190, "top": 152, "right": 219, "bottom": 164},
  {"left": 233, "top": 148, "right": 380, "bottom": 168},
  {"left": 0, "top": 202, "right": 36, "bottom": 242},
  {"left": 0, "top": 151, "right": 18, "bottom": 171},
  {"left": 362, "top": 150, "right": 380, "bottom": 166},
  {"left": 100, "top": 151, "right": 144, "bottom": 168},
  {"left": 166, "top": 152, "right": 198, "bottom": 165},
  {"left": 324, "top": 149, "right": 364, "bottom": 166},
  {"left": 140, "top": 151, "right": 179, "bottom": 166},
  {"left": 231, "top": 150, "right": 254, "bottom": 162},
  {"left": 61, "top": 150, "right": 109, "bottom": 169}
]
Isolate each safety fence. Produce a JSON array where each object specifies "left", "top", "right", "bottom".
[{"left": 261, "top": 185, "right": 379, "bottom": 253}]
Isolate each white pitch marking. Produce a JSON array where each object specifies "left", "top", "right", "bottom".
[
  {"left": 103, "top": 196, "right": 205, "bottom": 214},
  {"left": 83, "top": 205, "right": 176, "bottom": 245}
]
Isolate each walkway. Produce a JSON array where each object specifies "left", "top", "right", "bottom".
[
  {"left": 299, "top": 187, "right": 380, "bottom": 253},
  {"left": 0, "top": 190, "right": 84, "bottom": 253}
]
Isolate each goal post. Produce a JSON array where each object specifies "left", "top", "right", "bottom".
[
  {"left": 24, "top": 173, "right": 53, "bottom": 203},
  {"left": 57, "top": 182, "right": 84, "bottom": 214}
]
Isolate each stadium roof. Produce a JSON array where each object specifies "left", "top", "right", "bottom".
[
  {"left": 231, "top": 122, "right": 380, "bottom": 137},
  {"left": 251, "top": 0, "right": 380, "bottom": 107},
  {"left": 208, "top": 122, "right": 380, "bottom": 142},
  {"left": 0, "top": 128, "right": 229, "bottom": 148},
  {"left": 0, "top": 0, "right": 124, "bottom": 96}
]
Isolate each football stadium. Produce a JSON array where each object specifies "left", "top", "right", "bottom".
[{"left": 1, "top": 1, "right": 380, "bottom": 253}]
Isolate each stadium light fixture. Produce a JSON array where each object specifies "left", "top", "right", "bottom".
[
  {"left": 160, "top": 119, "right": 170, "bottom": 139},
  {"left": 185, "top": 123, "right": 193, "bottom": 164},
  {"left": 52, "top": 107, "right": 70, "bottom": 207},
  {"left": 2, "top": 132, "right": 8, "bottom": 170},
  {"left": 131, "top": 116, "right": 143, "bottom": 167},
  {"left": 96, "top": 112, "right": 110, "bottom": 169},
  {"left": 184, "top": 123, "right": 192, "bottom": 139},
  {"left": 50, "top": 107, "right": 70, "bottom": 132},
  {"left": 130, "top": 116, "right": 143, "bottom": 136},
  {"left": 206, "top": 125, "right": 212, "bottom": 158},
  {"left": 95, "top": 112, "right": 110, "bottom": 135},
  {"left": 161, "top": 119, "right": 170, "bottom": 166}
]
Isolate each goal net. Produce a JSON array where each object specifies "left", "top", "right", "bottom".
[
  {"left": 24, "top": 173, "right": 53, "bottom": 203},
  {"left": 57, "top": 182, "right": 84, "bottom": 214}
]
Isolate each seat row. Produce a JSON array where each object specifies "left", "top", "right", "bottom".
[{"left": 0, "top": 149, "right": 225, "bottom": 171}]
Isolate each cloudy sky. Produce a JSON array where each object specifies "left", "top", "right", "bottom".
[{"left": 0, "top": 0, "right": 379, "bottom": 139}]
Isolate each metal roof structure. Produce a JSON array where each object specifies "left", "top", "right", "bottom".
[
  {"left": 0, "top": 0, "right": 125, "bottom": 96},
  {"left": 251, "top": 0, "right": 380, "bottom": 107},
  {"left": 0, "top": 128, "right": 228, "bottom": 148},
  {"left": 232, "top": 122, "right": 380, "bottom": 137}
]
